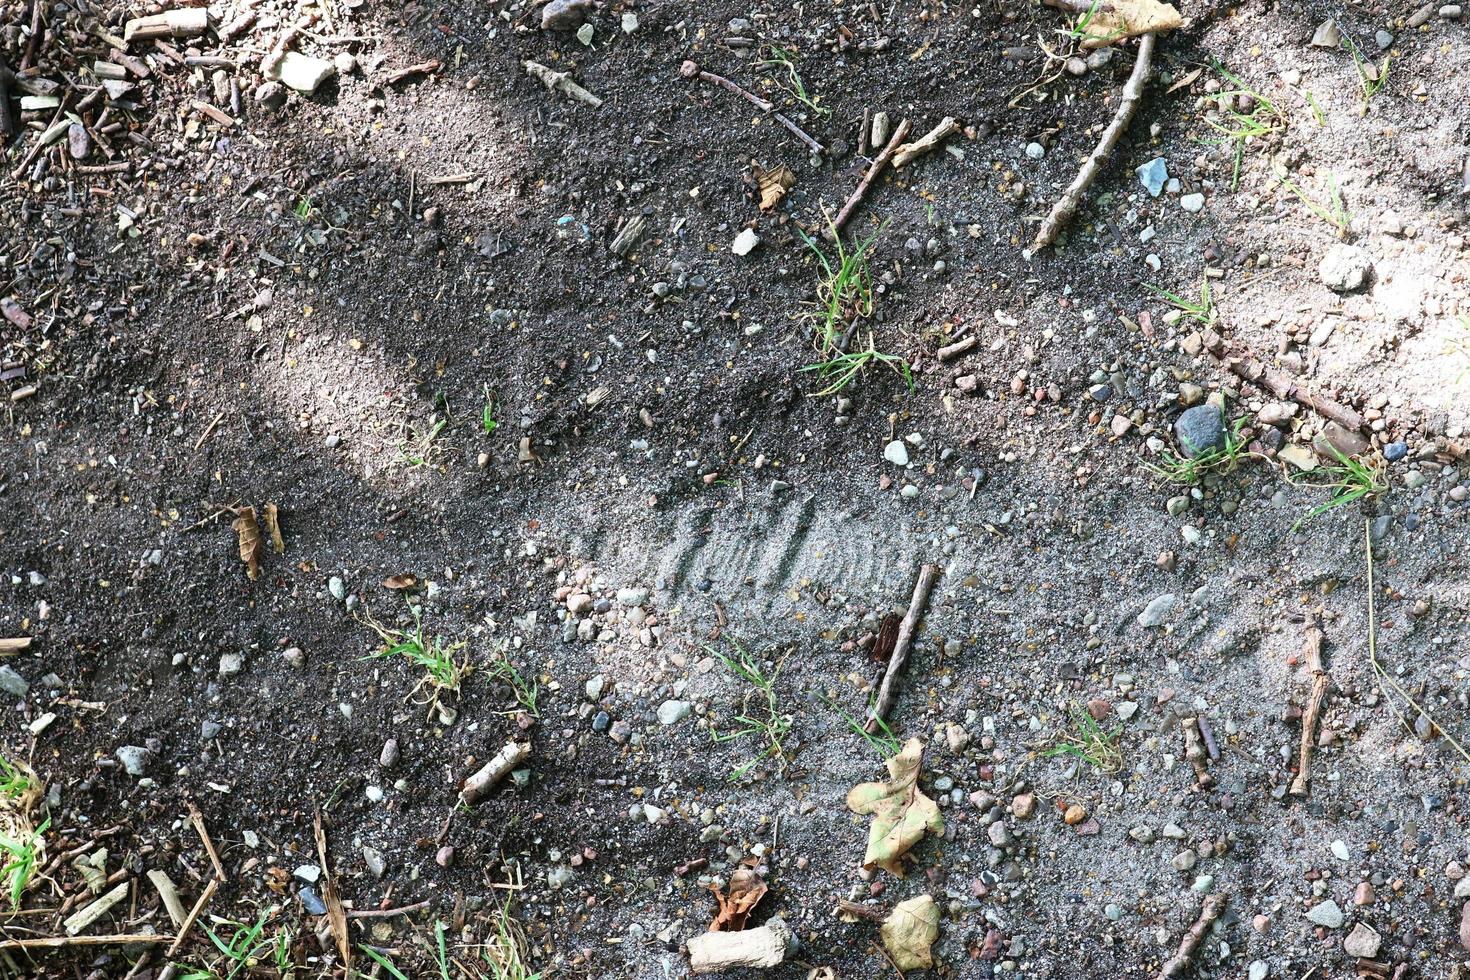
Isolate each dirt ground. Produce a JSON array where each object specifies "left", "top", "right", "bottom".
[{"left": 4, "top": 0, "right": 1470, "bottom": 977}]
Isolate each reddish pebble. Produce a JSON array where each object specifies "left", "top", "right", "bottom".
[
  {"left": 1012, "top": 793, "right": 1036, "bottom": 819},
  {"left": 1086, "top": 699, "right": 1112, "bottom": 720},
  {"left": 1460, "top": 901, "right": 1470, "bottom": 951},
  {"left": 1252, "top": 914, "right": 1270, "bottom": 933},
  {"left": 869, "top": 881, "right": 886, "bottom": 897},
  {"left": 1354, "top": 882, "right": 1374, "bottom": 905},
  {"left": 1063, "top": 804, "right": 1087, "bottom": 825},
  {"left": 435, "top": 845, "right": 455, "bottom": 868}
]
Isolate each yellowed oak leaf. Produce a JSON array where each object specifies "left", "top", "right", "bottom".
[
  {"left": 880, "top": 894, "right": 939, "bottom": 971},
  {"left": 845, "top": 737, "right": 943, "bottom": 877},
  {"left": 1079, "top": 0, "right": 1182, "bottom": 49}
]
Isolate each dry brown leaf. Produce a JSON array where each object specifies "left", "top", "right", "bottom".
[
  {"left": 707, "top": 868, "right": 767, "bottom": 932},
  {"left": 1079, "top": 0, "right": 1182, "bottom": 49},
  {"left": 382, "top": 574, "right": 418, "bottom": 590},
  {"left": 313, "top": 810, "right": 352, "bottom": 972},
  {"left": 1167, "top": 66, "right": 1203, "bottom": 94},
  {"left": 845, "top": 737, "right": 943, "bottom": 877},
  {"left": 755, "top": 164, "right": 796, "bottom": 212},
  {"left": 880, "top": 894, "right": 939, "bottom": 971},
  {"left": 263, "top": 502, "right": 284, "bottom": 553},
  {"left": 231, "top": 506, "right": 262, "bottom": 580}
]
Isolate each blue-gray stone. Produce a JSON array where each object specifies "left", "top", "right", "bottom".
[
  {"left": 1383, "top": 441, "right": 1408, "bottom": 462},
  {"left": 1137, "top": 157, "right": 1168, "bottom": 198},
  {"left": 298, "top": 886, "right": 326, "bottom": 915},
  {"left": 591, "top": 710, "right": 611, "bottom": 732},
  {"left": 1174, "top": 405, "right": 1227, "bottom": 458}
]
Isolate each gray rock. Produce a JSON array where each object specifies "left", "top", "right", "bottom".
[
  {"left": 1138, "top": 593, "right": 1178, "bottom": 628},
  {"left": 328, "top": 576, "right": 346, "bottom": 601},
  {"left": 541, "top": 0, "right": 592, "bottom": 30},
  {"left": 884, "top": 440, "right": 910, "bottom": 466},
  {"left": 1343, "top": 922, "right": 1381, "bottom": 958},
  {"left": 1306, "top": 899, "right": 1344, "bottom": 928},
  {"left": 254, "top": 80, "right": 286, "bottom": 109},
  {"left": 0, "top": 666, "right": 28, "bottom": 698},
  {"left": 218, "top": 652, "right": 243, "bottom": 678},
  {"left": 1180, "top": 193, "right": 1206, "bottom": 213},
  {"left": 617, "top": 587, "right": 648, "bottom": 608},
  {"left": 115, "top": 745, "right": 151, "bottom": 776},
  {"left": 1174, "top": 404, "right": 1227, "bottom": 457},
  {"left": 1310, "top": 19, "right": 1341, "bottom": 47},
  {"left": 201, "top": 720, "right": 222, "bottom": 739},
  {"left": 1319, "top": 244, "right": 1374, "bottom": 293},
  {"left": 379, "top": 738, "right": 400, "bottom": 768},
  {"left": 282, "top": 646, "right": 306, "bottom": 669},
  {"left": 657, "top": 700, "right": 692, "bottom": 725}
]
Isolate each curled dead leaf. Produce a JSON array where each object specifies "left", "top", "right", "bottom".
[
  {"left": 755, "top": 163, "right": 796, "bottom": 212},
  {"left": 708, "top": 868, "right": 767, "bottom": 932},
  {"left": 263, "top": 502, "right": 284, "bottom": 553},
  {"left": 231, "top": 506, "right": 262, "bottom": 580},
  {"left": 846, "top": 737, "right": 943, "bottom": 877},
  {"left": 1077, "top": 0, "right": 1182, "bottom": 49},
  {"left": 382, "top": 574, "right": 418, "bottom": 590},
  {"left": 880, "top": 894, "right": 939, "bottom": 971}
]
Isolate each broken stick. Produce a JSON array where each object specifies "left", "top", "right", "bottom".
[
  {"left": 1289, "top": 617, "right": 1330, "bottom": 797},
  {"left": 892, "top": 116, "right": 959, "bottom": 168},
  {"left": 1030, "top": 32, "right": 1156, "bottom": 253},
  {"left": 524, "top": 60, "right": 602, "bottom": 108},
  {"left": 831, "top": 118, "right": 911, "bottom": 240},
  {"left": 865, "top": 563, "right": 940, "bottom": 733},
  {"left": 1181, "top": 716, "right": 1214, "bottom": 790},
  {"left": 1157, "top": 893, "right": 1228, "bottom": 980},
  {"left": 679, "top": 60, "right": 823, "bottom": 155},
  {"left": 460, "top": 741, "right": 530, "bottom": 805},
  {"left": 688, "top": 918, "right": 794, "bottom": 974},
  {"left": 1224, "top": 352, "right": 1366, "bottom": 433}
]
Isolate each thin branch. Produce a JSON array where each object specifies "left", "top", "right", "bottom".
[
  {"left": 865, "top": 563, "right": 940, "bottom": 733},
  {"left": 1030, "top": 32, "right": 1155, "bottom": 253},
  {"left": 830, "top": 118, "right": 911, "bottom": 240}
]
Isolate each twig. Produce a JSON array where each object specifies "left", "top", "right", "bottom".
[
  {"left": 384, "top": 59, "right": 441, "bottom": 85},
  {"left": 11, "top": 92, "right": 74, "bottom": 182},
  {"left": 679, "top": 60, "right": 823, "bottom": 155},
  {"left": 1030, "top": 32, "right": 1156, "bottom": 253},
  {"left": 193, "top": 411, "right": 225, "bottom": 451},
  {"left": 163, "top": 878, "right": 217, "bottom": 959},
  {"left": 523, "top": 59, "right": 601, "bottom": 108},
  {"left": 460, "top": 741, "right": 530, "bottom": 805},
  {"left": 1181, "top": 717, "right": 1214, "bottom": 789},
  {"left": 1157, "top": 893, "right": 1228, "bottom": 979},
  {"left": 347, "top": 899, "right": 430, "bottom": 920},
  {"left": 833, "top": 898, "right": 889, "bottom": 922},
  {"left": 188, "top": 802, "right": 226, "bottom": 881},
  {"left": 892, "top": 116, "right": 959, "bottom": 168},
  {"left": 865, "top": 563, "right": 940, "bottom": 733},
  {"left": 1224, "top": 352, "right": 1365, "bottom": 433},
  {"left": 0, "top": 637, "right": 31, "bottom": 654},
  {"left": 1288, "top": 617, "right": 1330, "bottom": 796},
  {"left": 0, "top": 59, "right": 16, "bottom": 139},
  {"left": 0, "top": 934, "right": 173, "bottom": 951},
  {"left": 937, "top": 336, "right": 977, "bottom": 362},
  {"left": 830, "top": 117, "right": 911, "bottom": 240}
]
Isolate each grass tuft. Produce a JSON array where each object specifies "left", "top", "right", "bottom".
[
  {"left": 759, "top": 45, "right": 830, "bottom": 117},
  {"left": 830, "top": 697, "right": 902, "bottom": 759},
  {"left": 1042, "top": 705, "right": 1123, "bottom": 774},
  {"left": 795, "top": 216, "right": 911, "bottom": 396},
  {"left": 1145, "top": 277, "right": 1215, "bottom": 326},
  {"left": 362, "top": 604, "right": 472, "bottom": 715},
  {"left": 1279, "top": 172, "right": 1350, "bottom": 237},
  {"left": 1144, "top": 415, "right": 1251, "bottom": 486},
  {"left": 487, "top": 642, "right": 540, "bottom": 718},
  {"left": 707, "top": 641, "right": 791, "bottom": 781},
  {"left": 1288, "top": 446, "right": 1388, "bottom": 530}
]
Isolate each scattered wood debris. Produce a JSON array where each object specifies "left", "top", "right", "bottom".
[
  {"left": 63, "top": 881, "right": 130, "bottom": 936},
  {"left": 123, "top": 10, "right": 209, "bottom": 44},
  {"left": 524, "top": 60, "right": 602, "bottom": 108},
  {"left": 688, "top": 917, "right": 794, "bottom": 974},
  {"left": 1289, "top": 616, "right": 1331, "bottom": 797},
  {"left": 460, "top": 741, "right": 531, "bottom": 805},
  {"left": 678, "top": 59, "right": 823, "bottom": 155},
  {"left": 892, "top": 116, "right": 959, "bottom": 168},
  {"left": 385, "top": 59, "right": 443, "bottom": 86},
  {"left": 830, "top": 117, "right": 910, "bottom": 239},
  {"left": 938, "top": 336, "right": 978, "bottom": 362},
  {"left": 1181, "top": 716, "right": 1215, "bottom": 790},
  {"left": 866, "top": 563, "right": 940, "bottom": 731},
  {"left": 1157, "top": 893, "right": 1228, "bottom": 979}
]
